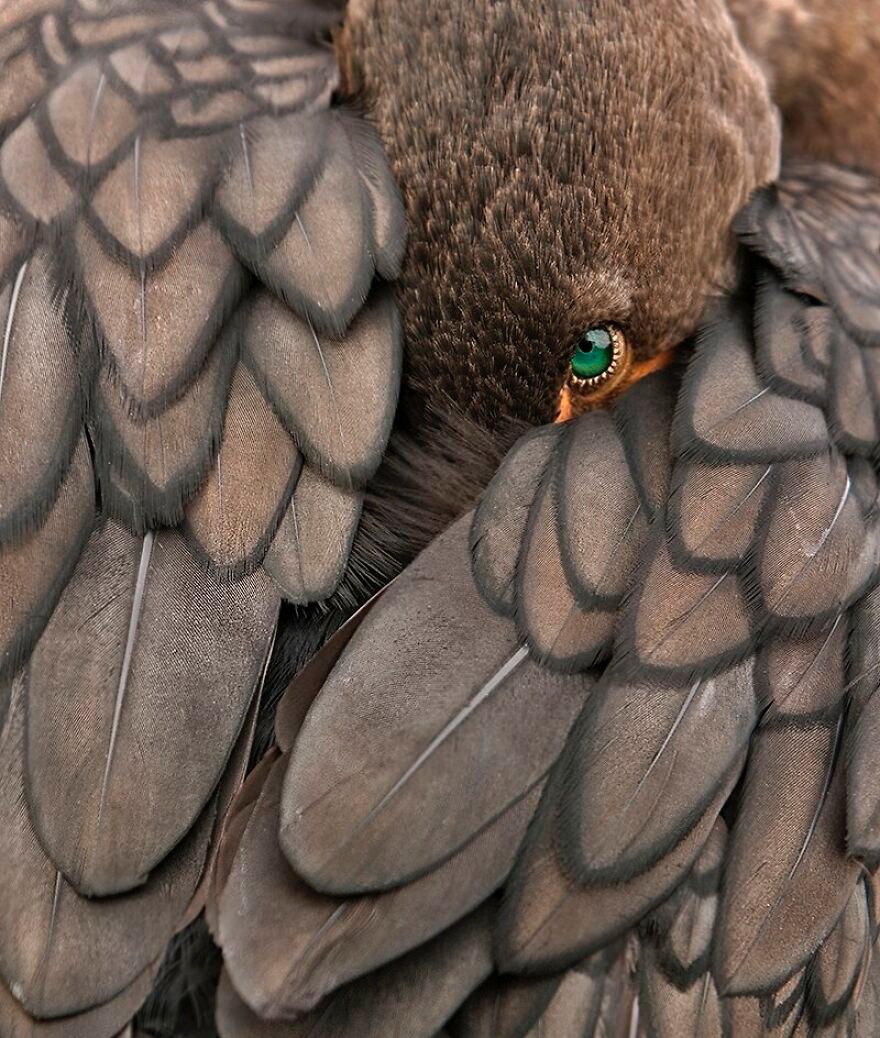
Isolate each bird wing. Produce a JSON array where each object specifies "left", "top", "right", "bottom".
[
  {"left": 214, "top": 159, "right": 880, "bottom": 1037},
  {"left": 0, "top": 0, "right": 403, "bottom": 1032}
]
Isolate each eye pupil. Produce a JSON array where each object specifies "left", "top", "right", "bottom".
[
  {"left": 564, "top": 324, "right": 632, "bottom": 411},
  {"left": 570, "top": 326, "right": 616, "bottom": 380}
]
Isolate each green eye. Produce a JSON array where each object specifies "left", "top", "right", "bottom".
[
  {"left": 568, "top": 324, "right": 625, "bottom": 389},
  {"left": 571, "top": 327, "right": 615, "bottom": 379}
]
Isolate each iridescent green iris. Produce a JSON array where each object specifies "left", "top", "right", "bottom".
[{"left": 571, "top": 326, "right": 615, "bottom": 380}]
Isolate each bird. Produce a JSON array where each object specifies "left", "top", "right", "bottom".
[{"left": 0, "top": 1, "right": 878, "bottom": 1037}]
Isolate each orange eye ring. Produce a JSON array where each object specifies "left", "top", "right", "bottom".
[
  {"left": 557, "top": 335, "right": 677, "bottom": 422},
  {"left": 558, "top": 324, "right": 632, "bottom": 419}
]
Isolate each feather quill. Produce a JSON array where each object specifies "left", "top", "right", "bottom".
[
  {"left": 0, "top": 691, "right": 214, "bottom": 1018},
  {"left": 215, "top": 111, "right": 329, "bottom": 255},
  {"left": 263, "top": 464, "right": 362, "bottom": 604},
  {"left": 280, "top": 516, "right": 588, "bottom": 894},
  {"left": 243, "top": 285, "right": 401, "bottom": 485},
  {"left": 714, "top": 719, "right": 858, "bottom": 996},
  {"left": 621, "top": 529, "right": 752, "bottom": 677},
  {"left": 185, "top": 364, "right": 302, "bottom": 580},
  {"left": 25, "top": 520, "right": 279, "bottom": 896},
  {"left": 498, "top": 762, "right": 738, "bottom": 974},
  {"left": 672, "top": 303, "right": 829, "bottom": 464},
  {"left": 758, "top": 452, "right": 878, "bottom": 626},
  {"left": 0, "top": 252, "right": 81, "bottom": 545},
  {"left": 220, "top": 754, "right": 540, "bottom": 1016},
  {"left": 559, "top": 660, "right": 754, "bottom": 883},
  {"left": 257, "top": 114, "right": 375, "bottom": 338},
  {"left": 216, "top": 904, "right": 494, "bottom": 1038},
  {"left": 74, "top": 219, "right": 246, "bottom": 416},
  {"left": 667, "top": 459, "right": 771, "bottom": 568}
]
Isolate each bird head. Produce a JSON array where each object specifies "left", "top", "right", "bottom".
[{"left": 341, "top": 0, "right": 780, "bottom": 428}]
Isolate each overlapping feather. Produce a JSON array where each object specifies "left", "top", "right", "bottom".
[
  {"left": 213, "top": 161, "right": 880, "bottom": 1036},
  {"left": 0, "top": 0, "right": 404, "bottom": 1032}
]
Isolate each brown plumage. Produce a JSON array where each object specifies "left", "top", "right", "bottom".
[
  {"left": 0, "top": 1, "right": 404, "bottom": 1034},
  {"left": 728, "top": 0, "right": 880, "bottom": 175},
  {"left": 341, "top": 0, "right": 779, "bottom": 425},
  {"left": 2, "top": 2, "right": 880, "bottom": 1037}
]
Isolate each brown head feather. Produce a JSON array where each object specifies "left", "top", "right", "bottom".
[
  {"left": 728, "top": 0, "right": 880, "bottom": 177},
  {"left": 341, "top": 0, "right": 780, "bottom": 427}
]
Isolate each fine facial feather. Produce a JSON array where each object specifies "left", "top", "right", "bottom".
[
  {"left": 343, "top": 0, "right": 779, "bottom": 427},
  {"left": 727, "top": 0, "right": 880, "bottom": 177}
]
